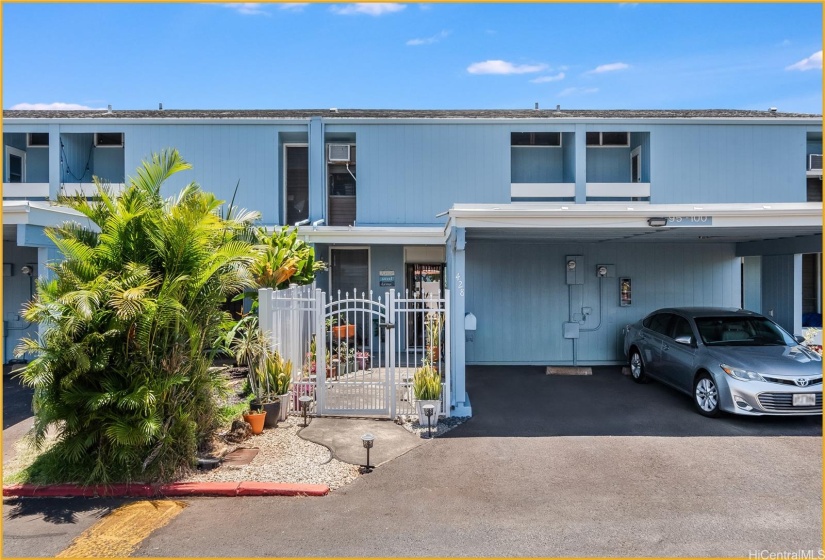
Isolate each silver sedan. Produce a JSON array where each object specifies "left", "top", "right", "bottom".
[{"left": 623, "top": 307, "right": 822, "bottom": 417}]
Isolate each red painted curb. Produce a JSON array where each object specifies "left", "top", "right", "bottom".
[
  {"left": 158, "top": 482, "right": 240, "bottom": 497},
  {"left": 236, "top": 482, "right": 329, "bottom": 497},
  {"left": 3, "top": 481, "right": 329, "bottom": 498}
]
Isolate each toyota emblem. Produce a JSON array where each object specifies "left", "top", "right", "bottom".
[{"left": 795, "top": 378, "right": 810, "bottom": 387}]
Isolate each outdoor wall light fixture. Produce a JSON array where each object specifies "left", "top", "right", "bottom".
[
  {"left": 20, "top": 265, "right": 33, "bottom": 276},
  {"left": 647, "top": 217, "right": 668, "bottom": 227},
  {"left": 597, "top": 266, "right": 608, "bottom": 278},
  {"left": 298, "top": 396, "right": 313, "bottom": 427},
  {"left": 567, "top": 260, "right": 577, "bottom": 270},
  {"left": 422, "top": 404, "right": 436, "bottom": 439},
  {"left": 361, "top": 433, "right": 375, "bottom": 472}
]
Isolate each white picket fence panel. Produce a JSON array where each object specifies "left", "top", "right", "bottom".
[{"left": 259, "top": 284, "right": 450, "bottom": 419}]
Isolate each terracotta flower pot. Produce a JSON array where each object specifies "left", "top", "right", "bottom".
[
  {"left": 331, "top": 325, "right": 356, "bottom": 339},
  {"left": 243, "top": 411, "right": 266, "bottom": 435}
]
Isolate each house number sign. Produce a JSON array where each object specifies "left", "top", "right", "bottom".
[
  {"left": 667, "top": 216, "right": 713, "bottom": 226},
  {"left": 455, "top": 272, "right": 465, "bottom": 297}
]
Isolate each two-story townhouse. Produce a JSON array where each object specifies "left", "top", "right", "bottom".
[{"left": 3, "top": 108, "right": 822, "bottom": 417}]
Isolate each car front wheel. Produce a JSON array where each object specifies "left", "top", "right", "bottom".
[
  {"left": 629, "top": 350, "right": 649, "bottom": 384},
  {"left": 693, "top": 373, "right": 721, "bottom": 417}
]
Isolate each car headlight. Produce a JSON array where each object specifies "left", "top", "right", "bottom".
[{"left": 720, "top": 363, "right": 766, "bottom": 382}]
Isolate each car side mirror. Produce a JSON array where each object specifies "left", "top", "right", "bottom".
[
  {"left": 794, "top": 335, "right": 806, "bottom": 344},
  {"left": 674, "top": 335, "right": 693, "bottom": 346}
]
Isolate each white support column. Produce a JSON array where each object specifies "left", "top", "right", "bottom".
[
  {"left": 49, "top": 124, "right": 60, "bottom": 198},
  {"left": 443, "top": 289, "right": 451, "bottom": 418},
  {"left": 574, "top": 123, "right": 587, "bottom": 204},
  {"left": 448, "top": 227, "right": 470, "bottom": 417},
  {"left": 314, "top": 288, "right": 326, "bottom": 413},
  {"left": 387, "top": 288, "right": 397, "bottom": 418},
  {"left": 258, "top": 288, "right": 273, "bottom": 346}
]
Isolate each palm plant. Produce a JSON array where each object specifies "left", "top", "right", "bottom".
[{"left": 14, "top": 149, "right": 258, "bottom": 483}]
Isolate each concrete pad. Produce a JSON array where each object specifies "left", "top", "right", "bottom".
[
  {"left": 299, "top": 417, "right": 423, "bottom": 467},
  {"left": 546, "top": 366, "right": 592, "bottom": 375}
]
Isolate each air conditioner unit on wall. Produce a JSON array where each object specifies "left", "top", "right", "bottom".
[
  {"left": 809, "top": 154, "right": 823, "bottom": 171},
  {"left": 328, "top": 144, "right": 351, "bottom": 163}
]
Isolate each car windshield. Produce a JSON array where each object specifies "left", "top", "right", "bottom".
[{"left": 694, "top": 316, "right": 796, "bottom": 346}]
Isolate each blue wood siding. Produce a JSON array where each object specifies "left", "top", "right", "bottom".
[
  {"left": 60, "top": 133, "right": 94, "bottom": 182},
  {"left": 650, "top": 124, "right": 806, "bottom": 203},
  {"left": 331, "top": 124, "right": 511, "bottom": 225},
  {"left": 511, "top": 147, "right": 564, "bottom": 182},
  {"left": 464, "top": 241, "right": 741, "bottom": 364},
  {"left": 586, "top": 146, "right": 631, "bottom": 182},
  {"left": 761, "top": 254, "right": 802, "bottom": 334}
]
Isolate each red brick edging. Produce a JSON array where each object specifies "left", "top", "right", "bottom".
[{"left": 2, "top": 482, "right": 329, "bottom": 498}]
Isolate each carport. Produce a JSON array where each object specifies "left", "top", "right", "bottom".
[{"left": 442, "top": 202, "right": 821, "bottom": 413}]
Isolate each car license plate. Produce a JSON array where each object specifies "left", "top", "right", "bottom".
[{"left": 793, "top": 394, "right": 816, "bottom": 406}]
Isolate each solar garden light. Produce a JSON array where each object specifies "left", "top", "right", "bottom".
[
  {"left": 422, "top": 404, "right": 436, "bottom": 439},
  {"left": 298, "top": 396, "right": 313, "bottom": 427},
  {"left": 361, "top": 433, "right": 375, "bottom": 472}
]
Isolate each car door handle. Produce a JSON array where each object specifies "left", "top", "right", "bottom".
[{"left": 662, "top": 343, "right": 669, "bottom": 351}]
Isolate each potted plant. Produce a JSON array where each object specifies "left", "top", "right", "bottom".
[
  {"left": 424, "top": 312, "right": 443, "bottom": 367},
  {"left": 355, "top": 350, "right": 371, "bottom": 371},
  {"left": 242, "top": 406, "right": 267, "bottom": 435},
  {"left": 413, "top": 364, "right": 442, "bottom": 431},
  {"left": 266, "top": 351, "right": 293, "bottom": 422}
]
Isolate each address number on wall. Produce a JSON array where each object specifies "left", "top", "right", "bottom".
[{"left": 667, "top": 216, "right": 713, "bottom": 226}]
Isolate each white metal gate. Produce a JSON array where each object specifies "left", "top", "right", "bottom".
[{"left": 259, "top": 284, "right": 449, "bottom": 419}]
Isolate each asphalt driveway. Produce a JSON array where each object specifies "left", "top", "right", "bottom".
[
  {"left": 129, "top": 366, "right": 821, "bottom": 557},
  {"left": 453, "top": 365, "right": 822, "bottom": 437}
]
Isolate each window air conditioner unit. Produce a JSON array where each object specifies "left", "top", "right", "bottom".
[
  {"left": 809, "top": 154, "right": 822, "bottom": 171},
  {"left": 328, "top": 144, "right": 351, "bottom": 163}
]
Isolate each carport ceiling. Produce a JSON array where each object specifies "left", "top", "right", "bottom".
[{"left": 467, "top": 225, "right": 821, "bottom": 244}]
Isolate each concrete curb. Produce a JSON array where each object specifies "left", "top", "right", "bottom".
[{"left": 2, "top": 482, "right": 329, "bottom": 498}]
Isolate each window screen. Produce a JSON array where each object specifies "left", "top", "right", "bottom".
[
  {"left": 511, "top": 132, "right": 561, "bottom": 146},
  {"left": 331, "top": 249, "right": 369, "bottom": 298}
]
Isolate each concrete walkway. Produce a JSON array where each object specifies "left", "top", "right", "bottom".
[{"left": 299, "top": 417, "right": 424, "bottom": 466}]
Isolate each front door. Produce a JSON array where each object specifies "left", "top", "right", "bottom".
[{"left": 405, "top": 263, "right": 444, "bottom": 348}]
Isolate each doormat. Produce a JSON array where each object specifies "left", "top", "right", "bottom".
[
  {"left": 546, "top": 366, "right": 592, "bottom": 376},
  {"left": 222, "top": 448, "right": 259, "bottom": 466}
]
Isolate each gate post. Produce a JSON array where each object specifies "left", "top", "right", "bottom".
[
  {"left": 387, "top": 289, "right": 397, "bottom": 419},
  {"left": 259, "top": 288, "right": 273, "bottom": 348},
  {"left": 315, "top": 288, "right": 326, "bottom": 413},
  {"left": 444, "top": 289, "right": 451, "bottom": 418}
]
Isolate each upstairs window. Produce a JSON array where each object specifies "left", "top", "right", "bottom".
[
  {"left": 27, "top": 133, "right": 49, "bottom": 148},
  {"left": 94, "top": 132, "right": 124, "bottom": 148},
  {"left": 586, "top": 132, "right": 629, "bottom": 147},
  {"left": 511, "top": 132, "right": 561, "bottom": 146}
]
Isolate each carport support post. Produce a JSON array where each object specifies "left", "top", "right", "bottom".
[{"left": 447, "top": 227, "right": 468, "bottom": 415}]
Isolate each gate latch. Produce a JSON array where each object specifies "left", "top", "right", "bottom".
[{"left": 378, "top": 322, "right": 395, "bottom": 330}]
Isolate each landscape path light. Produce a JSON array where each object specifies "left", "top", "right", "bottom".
[
  {"left": 422, "top": 404, "right": 435, "bottom": 439},
  {"left": 298, "top": 396, "right": 313, "bottom": 427},
  {"left": 361, "top": 433, "right": 375, "bottom": 472}
]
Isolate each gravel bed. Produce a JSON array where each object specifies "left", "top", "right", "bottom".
[
  {"left": 399, "top": 415, "right": 470, "bottom": 438},
  {"left": 181, "top": 416, "right": 360, "bottom": 490}
]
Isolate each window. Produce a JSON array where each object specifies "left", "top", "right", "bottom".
[
  {"left": 644, "top": 313, "right": 673, "bottom": 336},
  {"left": 284, "top": 145, "right": 309, "bottom": 225},
  {"left": 586, "top": 132, "right": 630, "bottom": 147},
  {"left": 4, "top": 146, "right": 26, "bottom": 183},
  {"left": 330, "top": 248, "right": 369, "bottom": 297},
  {"left": 511, "top": 132, "right": 561, "bottom": 146},
  {"left": 94, "top": 132, "right": 124, "bottom": 147},
  {"left": 27, "top": 133, "right": 49, "bottom": 148}
]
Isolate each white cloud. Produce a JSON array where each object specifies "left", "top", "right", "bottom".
[
  {"left": 9, "top": 102, "right": 104, "bottom": 110},
  {"left": 406, "top": 30, "right": 450, "bottom": 46},
  {"left": 223, "top": 3, "right": 269, "bottom": 16},
  {"left": 558, "top": 87, "right": 598, "bottom": 97},
  {"left": 278, "top": 3, "right": 309, "bottom": 11},
  {"left": 587, "top": 62, "right": 630, "bottom": 74},
  {"left": 330, "top": 3, "right": 405, "bottom": 16},
  {"left": 786, "top": 50, "right": 822, "bottom": 71},
  {"left": 467, "top": 60, "right": 548, "bottom": 75},
  {"left": 530, "top": 72, "right": 566, "bottom": 84},
  {"left": 619, "top": 3, "right": 639, "bottom": 8}
]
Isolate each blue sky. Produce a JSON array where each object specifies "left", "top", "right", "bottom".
[{"left": 3, "top": 2, "right": 822, "bottom": 113}]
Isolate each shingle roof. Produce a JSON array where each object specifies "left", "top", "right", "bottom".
[{"left": 3, "top": 108, "right": 821, "bottom": 119}]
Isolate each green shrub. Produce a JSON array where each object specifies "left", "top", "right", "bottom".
[
  {"left": 15, "top": 149, "right": 258, "bottom": 484},
  {"left": 413, "top": 365, "right": 442, "bottom": 401}
]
